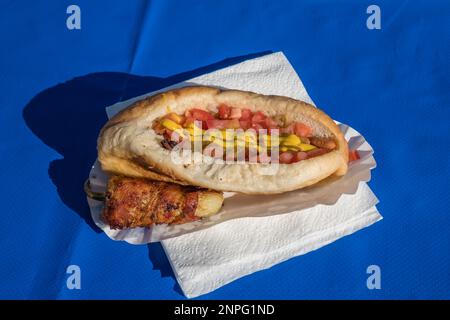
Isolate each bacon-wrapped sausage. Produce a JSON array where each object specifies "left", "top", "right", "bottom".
[{"left": 102, "top": 175, "right": 223, "bottom": 229}]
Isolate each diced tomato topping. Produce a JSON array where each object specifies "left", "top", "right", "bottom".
[
  {"left": 218, "top": 104, "right": 232, "bottom": 119},
  {"left": 294, "top": 151, "right": 308, "bottom": 162},
  {"left": 206, "top": 119, "right": 240, "bottom": 129},
  {"left": 348, "top": 150, "right": 360, "bottom": 162},
  {"left": 251, "top": 111, "right": 267, "bottom": 123},
  {"left": 294, "top": 122, "right": 313, "bottom": 137},
  {"left": 230, "top": 108, "right": 242, "bottom": 119},
  {"left": 240, "top": 108, "right": 252, "bottom": 120},
  {"left": 251, "top": 122, "right": 264, "bottom": 131},
  {"left": 306, "top": 148, "right": 328, "bottom": 158},
  {"left": 280, "top": 123, "right": 294, "bottom": 135},
  {"left": 158, "top": 106, "right": 330, "bottom": 165},
  {"left": 239, "top": 120, "right": 251, "bottom": 130},
  {"left": 267, "top": 128, "right": 281, "bottom": 135},
  {"left": 263, "top": 117, "right": 278, "bottom": 129},
  {"left": 279, "top": 152, "right": 295, "bottom": 164},
  {"left": 190, "top": 108, "right": 214, "bottom": 121}
]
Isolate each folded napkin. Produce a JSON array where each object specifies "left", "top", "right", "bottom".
[
  {"left": 163, "top": 183, "right": 380, "bottom": 298},
  {"left": 108, "top": 52, "right": 382, "bottom": 298}
]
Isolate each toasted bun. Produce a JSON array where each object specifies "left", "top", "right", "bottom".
[{"left": 98, "top": 86, "right": 348, "bottom": 194}]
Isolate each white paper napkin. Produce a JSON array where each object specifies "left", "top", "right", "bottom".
[
  {"left": 162, "top": 184, "right": 380, "bottom": 298},
  {"left": 107, "top": 52, "right": 382, "bottom": 298}
]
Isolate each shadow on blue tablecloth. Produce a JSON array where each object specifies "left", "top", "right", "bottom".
[{"left": 22, "top": 50, "right": 272, "bottom": 295}]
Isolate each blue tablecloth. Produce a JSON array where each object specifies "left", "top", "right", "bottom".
[{"left": 1, "top": 0, "right": 449, "bottom": 299}]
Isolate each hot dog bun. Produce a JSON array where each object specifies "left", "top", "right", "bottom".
[{"left": 98, "top": 86, "right": 348, "bottom": 194}]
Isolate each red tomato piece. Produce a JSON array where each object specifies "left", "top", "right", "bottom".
[
  {"left": 294, "top": 122, "right": 313, "bottom": 137},
  {"left": 230, "top": 108, "right": 242, "bottom": 119},
  {"left": 239, "top": 120, "right": 251, "bottom": 130},
  {"left": 279, "top": 152, "right": 294, "bottom": 164},
  {"left": 263, "top": 117, "right": 279, "bottom": 129},
  {"left": 306, "top": 148, "right": 328, "bottom": 158},
  {"left": 190, "top": 108, "right": 214, "bottom": 121},
  {"left": 206, "top": 119, "right": 240, "bottom": 129},
  {"left": 267, "top": 128, "right": 281, "bottom": 135},
  {"left": 218, "top": 104, "right": 231, "bottom": 119},
  {"left": 280, "top": 124, "right": 294, "bottom": 135},
  {"left": 240, "top": 108, "right": 253, "bottom": 120},
  {"left": 348, "top": 150, "right": 360, "bottom": 162},
  {"left": 251, "top": 122, "right": 264, "bottom": 131},
  {"left": 251, "top": 111, "right": 267, "bottom": 123},
  {"left": 294, "top": 151, "right": 308, "bottom": 162}
]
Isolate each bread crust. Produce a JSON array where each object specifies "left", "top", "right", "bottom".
[{"left": 98, "top": 86, "right": 348, "bottom": 194}]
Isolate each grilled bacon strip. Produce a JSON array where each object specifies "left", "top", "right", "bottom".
[{"left": 102, "top": 175, "right": 223, "bottom": 229}]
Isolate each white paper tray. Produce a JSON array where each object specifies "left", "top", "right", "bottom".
[{"left": 87, "top": 122, "right": 376, "bottom": 243}]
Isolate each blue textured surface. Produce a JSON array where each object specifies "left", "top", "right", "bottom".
[{"left": 0, "top": 0, "right": 449, "bottom": 299}]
